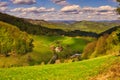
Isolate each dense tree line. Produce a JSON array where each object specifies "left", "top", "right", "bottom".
[{"left": 0, "top": 21, "right": 33, "bottom": 56}]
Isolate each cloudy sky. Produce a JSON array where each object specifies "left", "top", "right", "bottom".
[{"left": 0, "top": 0, "right": 119, "bottom": 21}]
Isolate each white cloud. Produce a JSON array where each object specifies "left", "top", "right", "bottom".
[
  {"left": 61, "top": 5, "right": 80, "bottom": 12},
  {"left": 0, "top": 2, "right": 8, "bottom": 12},
  {"left": 42, "top": 5, "right": 118, "bottom": 20},
  {"left": 7, "top": 5, "right": 119, "bottom": 21},
  {"left": 98, "top": 5, "right": 115, "bottom": 11},
  {"left": 82, "top": 5, "right": 116, "bottom": 16},
  {"left": 11, "top": 0, "right": 36, "bottom": 5},
  {"left": 10, "top": 7, "right": 55, "bottom": 13},
  {"left": 82, "top": 5, "right": 115, "bottom": 11},
  {"left": 0, "top": 7, "right": 8, "bottom": 12}
]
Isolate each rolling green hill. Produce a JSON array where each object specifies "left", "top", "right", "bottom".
[
  {"left": 0, "top": 55, "right": 119, "bottom": 80},
  {"left": 71, "top": 20, "right": 120, "bottom": 33},
  {"left": 27, "top": 19, "right": 69, "bottom": 31},
  {"left": 0, "top": 12, "right": 98, "bottom": 37},
  {"left": 1, "top": 12, "right": 119, "bottom": 37},
  {"left": 27, "top": 19, "right": 120, "bottom": 34}
]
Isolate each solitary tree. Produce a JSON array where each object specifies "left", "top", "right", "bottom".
[{"left": 116, "top": 0, "right": 120, "bottom": 14}]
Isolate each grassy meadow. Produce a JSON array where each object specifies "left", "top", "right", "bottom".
[
  {"left": 0, "top": 55, "right": 119, "bottom": 80},
  {"left": 29, "top": 35, "right": 92, "bottom": 63}
]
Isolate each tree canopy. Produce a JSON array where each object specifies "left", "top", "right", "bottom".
[{"left": 117, "top": 0, "right": 120, "bottom": 14}]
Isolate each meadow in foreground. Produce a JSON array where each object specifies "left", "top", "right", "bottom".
[{"left": 0, "top": 55, "right": 119, "bottom": 80}]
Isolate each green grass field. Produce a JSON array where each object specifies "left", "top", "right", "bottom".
[
  {"left": 28, "top": 35, "right": 91, "bottom": 63},
  {"left": 0, "top": 55, "right": 118, "bottom": 80}
]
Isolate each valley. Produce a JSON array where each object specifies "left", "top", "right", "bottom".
[{"left": 0, "top": 10, "right": 120, "bottom": 80}]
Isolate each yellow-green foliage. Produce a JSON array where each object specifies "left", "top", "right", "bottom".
[
  {"left": 81, "top": 41, "right": 97, "bottom": 59},
  {"left": 82, "top": 28, "right": 120, "bottom": 59},
  {"left": 90, "top": 34, "right": 108, "bottom": 58},
  {"left": 0, "top": 21, "right": 33, "bottom": 56},
  {"left": 105, "top": 28, "right": 120, "bottom": 55}
]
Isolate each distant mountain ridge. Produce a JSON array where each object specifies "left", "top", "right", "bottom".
[
  {"left": 48, "top": 20, "right": 120, "bottom": 24},
  {"left": 28, "top": 19, "right": 120, "bottom": 34},
  {"left": 96, "top": 20, "right": 120, "bottom": 23},
  {"left": 48, "top": 20, "right": 76, "bottom": 24}
]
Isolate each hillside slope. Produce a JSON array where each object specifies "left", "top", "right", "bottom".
[
  {"left": 0, "top": 21, "right": 33, "bottom": 56},
  {"left": 0, "top": 55, "right": 119, "bottom": 80}
]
